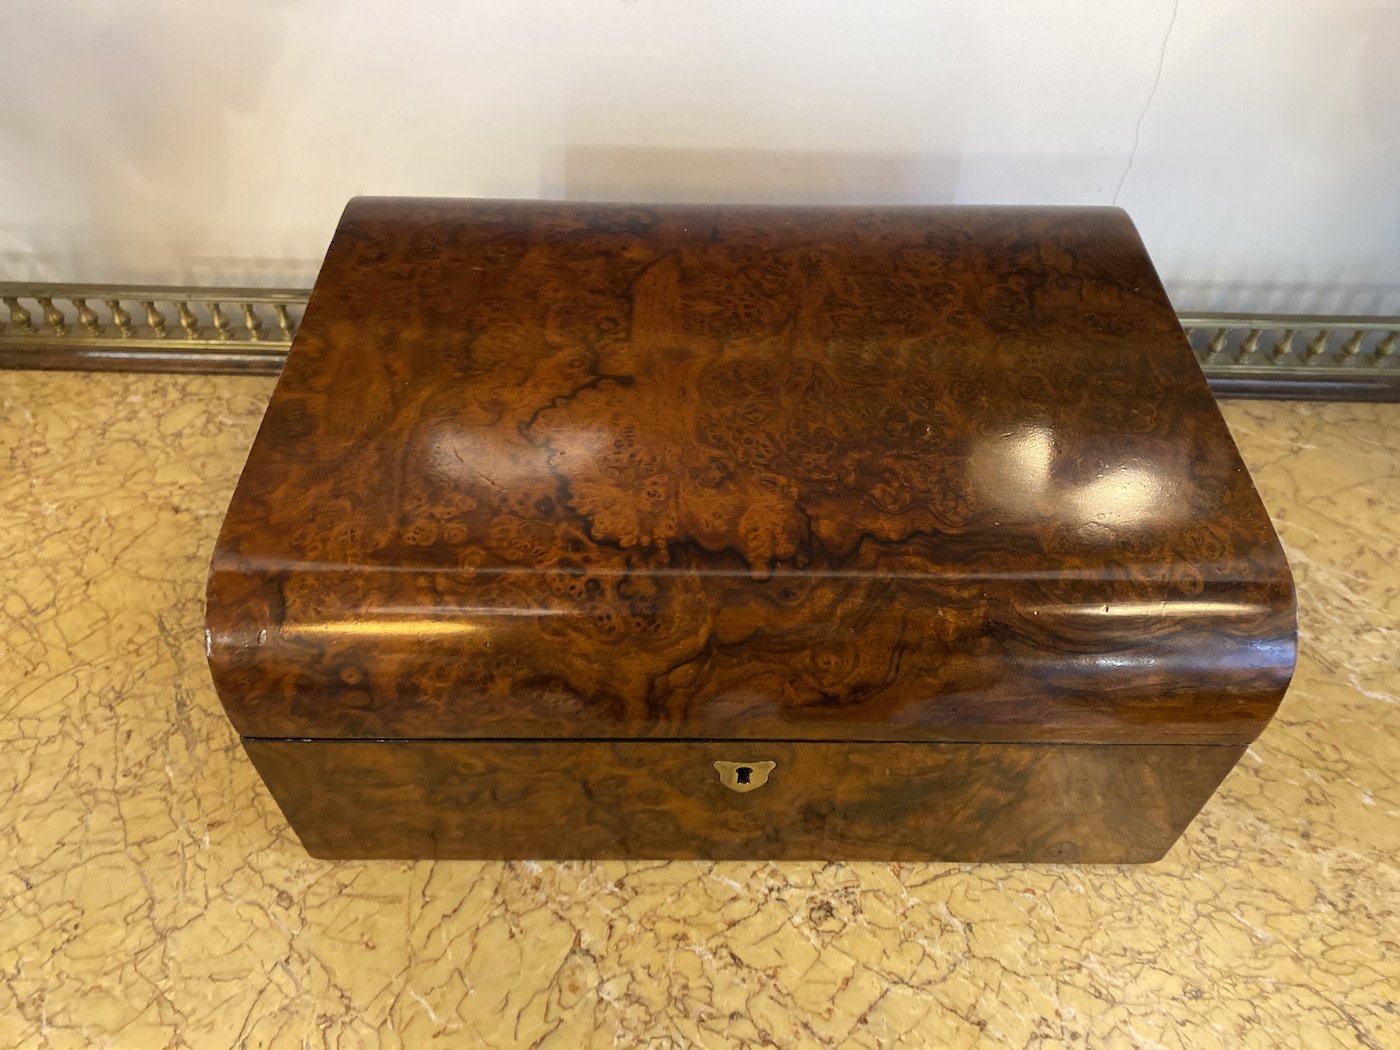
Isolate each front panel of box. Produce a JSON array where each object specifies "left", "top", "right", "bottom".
[{"left": 245, "top": 739, "right": 1243, "bottom": 862}]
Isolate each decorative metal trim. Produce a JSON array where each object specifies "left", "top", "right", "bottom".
[
  {"left": 0, "top": 284, "right": 304, "bottom": 375},
  {"left": 1179, "top": 313, "right": 1400, "bottom": 402},
  {"left": 2, "top": 283, "right": 1398, "bottom": 400}
]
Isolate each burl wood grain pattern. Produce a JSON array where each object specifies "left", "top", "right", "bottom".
[
  {"left": 245, "top": 739, "right": 1244, "bottom": 862},
  {"left": 206, "top": 199, "right": 1295, "bottom": 745}
]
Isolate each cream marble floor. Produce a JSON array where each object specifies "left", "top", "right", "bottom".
[{"left": 1, "top": 372, "right": 1397, "bottom": 1049}]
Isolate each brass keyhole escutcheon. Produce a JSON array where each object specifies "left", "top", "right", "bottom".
[{"left": 714, "top": 760, "right": 776, "bottom": 793}]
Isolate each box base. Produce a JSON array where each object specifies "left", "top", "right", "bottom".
[{"left": 246, "top": 739, "right": 1242, "bottom": 863}]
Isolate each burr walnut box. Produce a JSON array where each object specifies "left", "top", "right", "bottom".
[{"left": 205, "top": 198, "right": 1296, "bottom": 863}]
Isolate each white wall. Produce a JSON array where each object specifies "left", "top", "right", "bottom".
[{"left": 2, "top": 0, "right": 1397, "bottom": 313}]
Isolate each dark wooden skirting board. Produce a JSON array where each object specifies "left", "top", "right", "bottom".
[
  {"left": 5, "top": 347, "right": 1395, "bottom": 401},
  {"left": 1204, "top": 372, "right": 1400, "bottom": 402},
  {"left": 246, "top": 738, "right": 1244, "bottom": 863},
  {"left": 4, "top": 340, "right": 1396, "bottom": 403},
  {"left": 4, "top": 294, "right": 1397, "bottom": 404}
]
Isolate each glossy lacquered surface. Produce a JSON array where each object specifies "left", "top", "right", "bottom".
[{"left": 207, "top": 199, "right": 1295, "bottom": 744}]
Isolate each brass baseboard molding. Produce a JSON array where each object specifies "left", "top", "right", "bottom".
[
  {"left": 1178, "top": 313, "right": 1399, "bottom": 402},
  {"left": 3, "top": 283, "right": 1398, "bottom": 401}
]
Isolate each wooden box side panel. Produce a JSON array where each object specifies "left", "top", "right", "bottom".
[{"left": 245, "top": 739, "right": 1243, "bottom": 863}]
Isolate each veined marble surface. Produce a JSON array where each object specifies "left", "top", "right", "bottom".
[{"left": 1, "top": 373, "right": 1396, "bottom": 1049}]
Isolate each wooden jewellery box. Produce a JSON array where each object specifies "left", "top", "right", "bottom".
[{"left": 205, "top": 198, "right": 1296, "bottom": 863}]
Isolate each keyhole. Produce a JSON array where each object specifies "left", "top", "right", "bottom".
[{"left": 714, "top": 760, "right": 775, "bottom": 792}]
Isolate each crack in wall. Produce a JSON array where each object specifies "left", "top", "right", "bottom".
[{"left": 1114, "top": 0, "right": 1183, "bottom": 205}]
